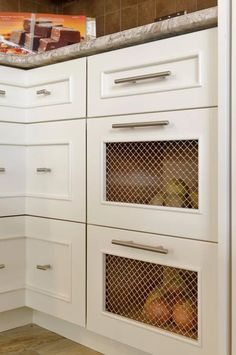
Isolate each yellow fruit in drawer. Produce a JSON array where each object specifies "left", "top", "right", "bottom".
[
  {"left": 149, "top": 193, "right": 164, "bottom": 206},
  {"left": 190, "top": 191, "right": 198, "bottom": 209}
]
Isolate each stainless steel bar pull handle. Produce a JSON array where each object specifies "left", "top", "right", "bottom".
[
  {"left": 36, "top": 89, "right": 51, "bottom": 96},
  {"left": 112, "top": 120, "right": 169, "bottom": 129},
  {"left": 114, "top": 71, "right": 171, "bottom": 84},
  {"left": 0, "top": 168, "right": 5, "bottom": 173},
  {"left": 36, "top": 168, "right": 51, "bottom": 173},
  {"left": 0, "top": 90, "right": 6, "bottom": 96},
  {"left": 36, "top": 264, "right": 51, "bottom": 271},
  {"left": 0, "top": 264, "right": 5, "bottom": 269},
  {"left": 112, "top": 240, "right": 168, "bottom": 254}
]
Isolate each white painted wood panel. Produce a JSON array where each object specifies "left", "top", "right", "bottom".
[
  {"left": 0, "top": 123, "right": 25, "bottom": 216},
  {"left": 87, "top": 225, "right": 218, "bottom": 355},
  {"left": 0, "top": 66, "right": 27, "bottom": 122},
  {"left": 26, "top": 58, "right": 86, "bottom": 122},
  {"left": 87, "top": 109, "right": 218, "bottom": 241},
  {"left": 0, "top": 216, "right": 25, "bottom": 313},
  {"left": 25, "top": 216, "right": 86, "bottom": 327},
  {"left": 88, "top": 28, "right": 217, "bottom": 117},
  {"left": 25, "top": 119, "right": 86, "bottom": 222}
]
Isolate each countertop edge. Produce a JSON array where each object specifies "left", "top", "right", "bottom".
[{"left": 0, "top": 6, "right": 217, "bottom": 70}]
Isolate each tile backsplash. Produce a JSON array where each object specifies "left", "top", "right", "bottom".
[
  {"left": 0, "top": 0, "right": 217, "bottom": 37},
  {"left": 60, "top": 0, "right": 217, "bottom": 37},
  {"left": 0, "top": 0, "right": 58, "bottom": 14}
]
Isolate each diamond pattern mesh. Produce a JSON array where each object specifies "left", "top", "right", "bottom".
[
  {"left": 106, "top": 140, "right": 198, "bottom": 209},
  {"left": 105, "top": 254, "right": 198, "bottom": 340}
]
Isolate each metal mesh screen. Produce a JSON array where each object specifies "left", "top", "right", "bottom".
[
  {"left": 105, "top": 140, "right": 199, "bottom": 209},
  {"left": 105, "top": 254, "right": 198, "bottom": 340}
]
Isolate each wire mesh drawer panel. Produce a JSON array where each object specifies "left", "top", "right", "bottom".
[
  {"left": 87, "top": 225, "right": 218, "bottom": 355},
  {"left": 87, "top": 109, "right": 218, "bottom": 241},
  {"left": 105, "top": 254, "right": 198, "bottom": 340},
  {"left": 106, "top": 140, "right": 198, "bottom": 209}
]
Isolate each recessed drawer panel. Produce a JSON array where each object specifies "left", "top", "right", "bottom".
[
  {"left": 88, "top": 28, "right": 217, "bottom": 117},
  {"left": 0, "top": 85, "right": 25, "bottom": 108},
  {"left": 26, "top": 58, "right": 86, "bottom": 122},
  {"left": 26, "top": 144, "right": 70, "bottom": 199},
  {"left": 87, "top": 225, "right": 218, "bottom": 355},
  {"left": 25, "top": 217, "right": 86, "bottom": 327},
  {"left": 27, "top": 79, "right": 70, "bottom": 108},
  {"left": 0, "top": 216, "right": 25, "bottom": 312},
  {"left": 87, "top": 109, "right": 217, "bottom": 241},
  {"left": 26, "top": 120, "right": 86, "bottom": 222},
  {"left": 26, "top": 237, "right": 71, "bottom": 301},
  {"left": 0, "top": 237, "right": 25, "bottom": 295},
  {"left": 0, "top": 65, "right": 26, "bottom": 122},
  {"left": 0, "top": 123, "right": 25, "bottom": 216}
]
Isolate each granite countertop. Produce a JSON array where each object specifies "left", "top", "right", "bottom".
[{"left": 0, "top": 6, "right": 217, "bottom": 69}]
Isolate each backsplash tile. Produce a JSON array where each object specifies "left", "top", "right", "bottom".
[
  {"left": 0, "top": 0, "right": 58, "bottom": 13},
  {"left": 0, "top": 0, "right": 217, "bottom": 37},
  {"left": 105, "top": 10, "right": 120, "bottom": 34},
  {"left": 121, "top": 5, "right": 138, "bottom": 30},
  {"left": 61, "top": 0, "right": 217, "bottom": 37}
]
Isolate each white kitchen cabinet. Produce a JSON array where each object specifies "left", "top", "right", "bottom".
[
  {"left": 26, "top": 58, "right": 86, "bottom": 122},
  {"left": 25, "top": 216, "right": 86, "bottom": 327},
  {"left": 25, "top": 119, "right": 86, "bottom": 222},
  {"left": 87, "top": 225, "right": 217, "bottom": 355},
  {"left": 88, "top": 28, "right": 217, "bottom": 117},
  {"left": 0, "top": 123, "right": 25, "bottom": 216},
  {"left": 0, "top": 65, "right": 27, "bottom": 122},
  {"left": 0, "top": 216, "right": 25, "bottom": 312},
  {"left": 0, "top": 58, "right": 86, "bottom": 123},
  {"left": 87, "top": 108, "right": 217, "bottom": 241}
]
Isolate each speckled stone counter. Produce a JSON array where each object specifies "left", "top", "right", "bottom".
[{"left": 0, "top": 6, "right": 217, "bottom": 69}]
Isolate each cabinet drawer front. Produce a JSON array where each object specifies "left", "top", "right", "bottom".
[
  {"left": 0, "top": 216, "right": 25, "bottom": 312},
  {"left": 0, "top": 85, "right": 25, "bottom": 108},
  {"left": 87, "top": 109, "right": 217, "bottom": 241},
  {"left": 26, "top": 237, "right": 71, "bottom": 301},
  {"left": 88, "top": 28, "right": 217, "bottom": 117},
  {"left": 87, "top": 225, "right": 217, "bottom": 355},
  {"left": 26, "top": 120, "right": 86, "bottom": 222},
  {"left": 27, "top": 58, "right": 86, "bottom": 122},
  {"left": 0, "top": 66, "right": 26, "bottom": 122},
  {"left": 0, "top": 237, "right": 25, "bottom": 294},
  {"left": 26, "top": 144, "right": 70, "bottom": 199},
  {"left": 0, "top": 123, "right": 25, "bottom": 216},
  {"left": 27, "top": 79, "right": 70, "bottom": 108},
  {"left": 25, "top": 217, "right": 86, "bottom": 327}
]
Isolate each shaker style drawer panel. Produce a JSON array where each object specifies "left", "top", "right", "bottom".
[
  {"left": 27, "top": 79, "right": 70, "bottom": 108},
  {"left": 87, "top": 225, "right": 218, "bottom": 355},
  {"left": 0, "top": 123, "right": 25, "bottom": 216},
  {"left": 25, "top": 217, "right": 86, "bottom": 327},
  {"left": 87, "top": 109, "right": 217, "bottom": 241},
  {"left": 26, "top": 144, "right": 70, "bottom": 199},
  {"left": 0, "top": 216, "right": 25, "bottom": 312},
  {"left": 88, "top": 28, "right": 217, "bottom": 117},
  {"left": 0, "top": 66, "right": 27, "bottom": 122},
  {"left": 26, "top": 120, "right": 86, "bottom": 222},
  {"left": 0, "top": 85, "right": 25, "bottom": 109},
  {"left": 26, "top": 58, "right": 86, "bottom": 122}
]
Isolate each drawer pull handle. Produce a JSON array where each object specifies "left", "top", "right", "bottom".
[
  {"left": 0, "top": 264, "right": 5, "bottom": 269},
  {"left": 112, "top": 240, "right": 168, "bottom": 254},
  {"left": 36, "top": 264, "right": 51, "bottom": 271},
  {"left": 0, "top": 168, "right": 5, "bottom": 173},
  {"left": 114, "top": 71, "right": 171, "bottom": 84},
  {"left": 112, "top": 120, "right": 169, "bottom": 129},
  {"left": 0, "top": 90, "right": 6, "bottom": 96},
  {"left": 36, "top": 89, "right": 51, "bottom": 96},
  {"left": 36, "top": 168, "right": 51, "bottom": 173}
]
